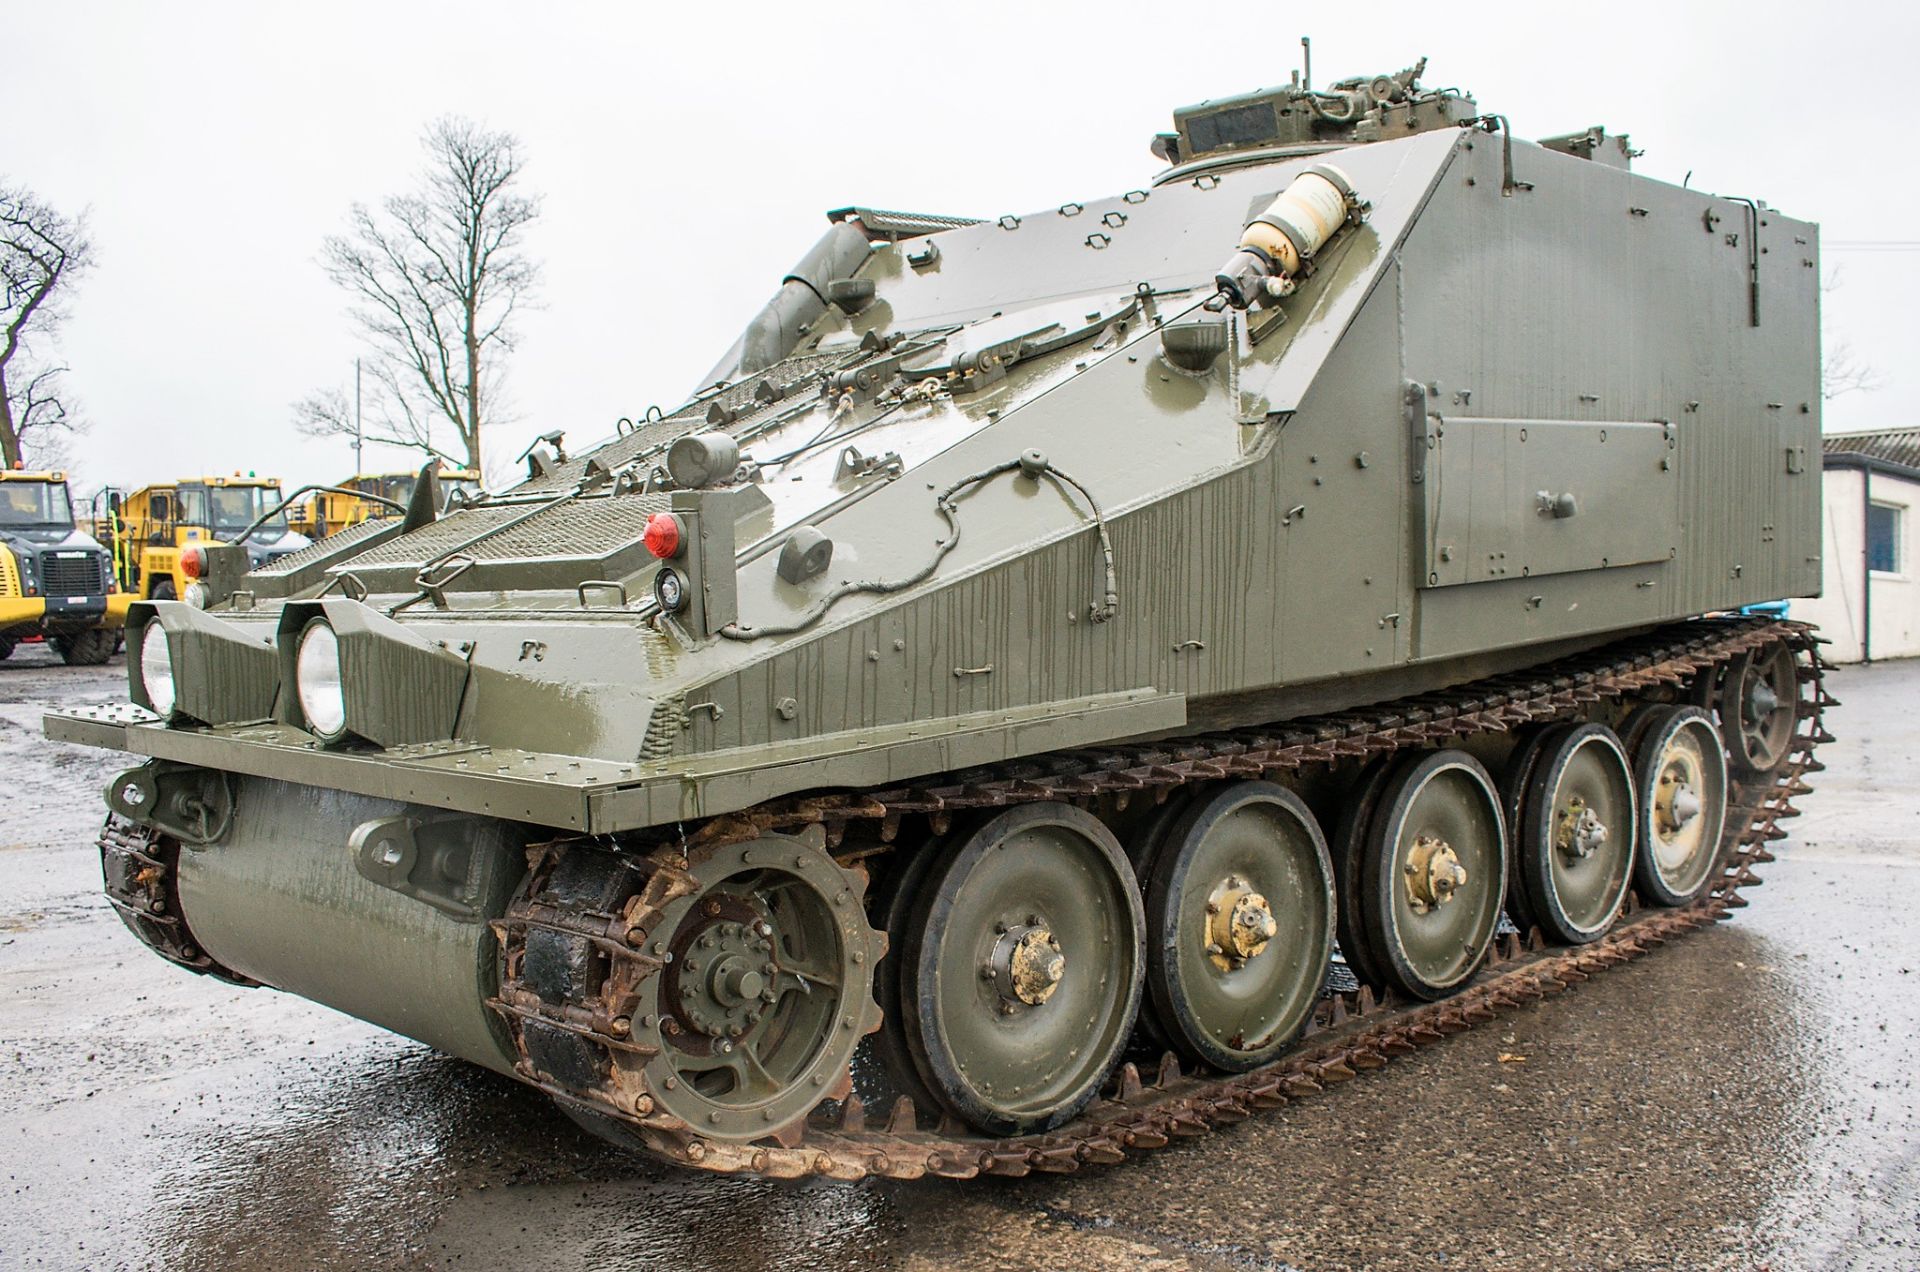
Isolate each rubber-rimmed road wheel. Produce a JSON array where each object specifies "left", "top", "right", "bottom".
[
  {"left": 1330, "top": 760, "right": 1395, "bottom": 989},
  {"left": 900, "top": 802, "right": 1144, "bottom": 1137},
  {"left": 1725, "top": 642, "right": 1799, "bottom": 778},
  {"left": 1359, "top": 750, "right": 1507, "bottom": 1001},
  {"left": 1631, "top": 706, "right": 1730, "bottom": 907},
  {"left": 1498, "top": 726, "right": 1561, "bottom": 936},
  {"left": 867, "top": 838, "right": 948, "bottom": 1118},
  {"left": 1143, "top": 781, "right": 1333, "bottom": 1071},
  {"left": 1514, "top": 723, "right": 1637, "bottom": 944}
]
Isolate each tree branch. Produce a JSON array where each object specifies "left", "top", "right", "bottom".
[{"left": 296, "top": 117, "right": 541, "bottom": 474}]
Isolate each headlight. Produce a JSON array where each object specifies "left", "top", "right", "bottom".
[
  {"left": 295, "top": 620, "right": 348, "bottom": 740},
  {"left": 139, "top": 622, "right": 176, "bottom": 716},
  {"left": 654, "top": 566, "right": 688, "bottom": 613}
]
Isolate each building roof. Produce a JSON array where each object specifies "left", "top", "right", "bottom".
[{"left": 1825, "top": 428, "right": 1920, "bottom": 472}]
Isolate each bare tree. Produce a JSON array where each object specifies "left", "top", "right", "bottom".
[
  {"left": 1821, "top": 266, "right": 1884, "bottom": 402},
  {"left": 1, "top": 184, "right": 93, "bottom": 468},
  {"left": 299, "top": 117, "right": 540, "bottom": 472}
]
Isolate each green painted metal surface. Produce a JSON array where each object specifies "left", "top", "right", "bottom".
[{"left": 43, "top": 61, "right": 1821, "bottom": 1066}]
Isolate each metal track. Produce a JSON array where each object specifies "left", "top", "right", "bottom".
[
  {"left": 488, "top": 617, "right": 1834, "bottom": 1181},
  {"left": 98, "top": 818, "right": 254, "bottom": 986}
]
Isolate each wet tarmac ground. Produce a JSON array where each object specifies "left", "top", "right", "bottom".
[{"left": 2, "top": 643, "right": 1917, "bottom": 1271}]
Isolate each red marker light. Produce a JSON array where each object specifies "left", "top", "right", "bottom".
[
  {"left": 180, "top": 545, "right": 205, "bottom": 579},
  {"left": 643, "top": 512, "right": 684, "bottom": 559}
]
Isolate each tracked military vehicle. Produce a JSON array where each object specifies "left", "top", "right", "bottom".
[{"left": 50, "top": 58, "right": 1833, "bottom": 1180}]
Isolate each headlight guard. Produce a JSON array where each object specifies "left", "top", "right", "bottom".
[
  {"left": 275, "top": 599, "right": 469, "bottom": 748},
  {"left": 127, "top": 601, "right": 278, "bottom": 725}
]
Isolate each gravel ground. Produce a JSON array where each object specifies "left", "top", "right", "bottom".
[{"left": 1, "top": 641, "right": 1916, "bottom": 1271}]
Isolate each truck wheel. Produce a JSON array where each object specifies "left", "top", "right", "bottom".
[
  {"left": 0, "top": 636, "right": 13, "bottom": 661},
  {"left": 151, "top": 579, "right": 176, "bottom": 602},
  {"left": 57, "top": 629, "right": 118, "bottom": 666}
]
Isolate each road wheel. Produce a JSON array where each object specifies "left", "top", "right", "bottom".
[
  {"left": 1329, "top": 760, "right": 1395, "bottom": 989},
  {"left": 900, "top": 803, "right": 1144, "bottom": 1137},
  {"left": 1513, "top": 723, "right": 1637, "bottom": 944},
  {"left": 1142, "top": 781, "right": 1333, "bottom": 1071},
  {"left": 151, "top": 578, "right": 176, "bottom": 603},
  {"left": 57, "top": 629, "right": 117, "bottom": 666},
  {"left": 1497, "top": 726, "right": 1561, "bottom": 936},
  {"left": 1359, "top": 750, "right": 1507, "bottom": 1001},
  {"left": 1724, "top": 642, "right": 1799, "bottom": 778},
  {"left": 867, "top": 836, "right": 949, "bottom": 1118},
  {"left": 1630, "top": 706, "right": 1729, "bottom": 907}
]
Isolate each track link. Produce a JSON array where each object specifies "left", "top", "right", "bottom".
[
  {"left": 489, "top": 617, "right": 1834, "bottom": 1181},
  {"left": 98, "top": 818, "right": 254, "bottom": 986}
]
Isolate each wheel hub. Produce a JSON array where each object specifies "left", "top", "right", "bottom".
[
  {"left": 1656, "top": 768, "right": 1704, "bottom": 838},
  {"left": 1404, "top": 835, "right": 1467, "bottom": 914},
  {"left": 1204, "top": 874, "right": 1278, "bottom": 970},
  {"left": 675, "top": 917, "right": 777, "bottom": 1039},
  {"left": 990, "top": 922, "right": 1066, "bottom": 1007},
  {"left": 1745, "top": 677, "right": 1780, "bottom": 726},
  {"left": 1553, "top": 796, "right": 1610, "bottom": 860}
]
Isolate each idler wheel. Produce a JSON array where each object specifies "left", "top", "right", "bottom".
[
  {"left": 1725, "top": 642, "right": 1799, "bottom": 778},
  {"left": 1357, "top": 750, "right": 1508, "bottom": 1001},
  {"left": 899, "top": 803, "right": 1144, "bottom": 1137},
  {"left": 1513, "top": 723, "right": 1638, "bottom": 944},
  {"left": 1630, "top": 706, "right": 1730, "bottom": 907},
  {"left": 1141, "top": 782, "right": 1334, "bottom": 1072}
]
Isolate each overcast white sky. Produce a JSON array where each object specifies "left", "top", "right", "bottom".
[{"left": 10, "top": 1, "right": 1917, "bottom": 492}]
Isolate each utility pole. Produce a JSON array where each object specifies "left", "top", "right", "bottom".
[{"left": 353, "top": 358, "right": 363, "bottom": 476}]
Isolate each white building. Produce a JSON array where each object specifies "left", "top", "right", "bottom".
[{"left": 1791, "top": 429, "right": 1919, "bottom": 662}]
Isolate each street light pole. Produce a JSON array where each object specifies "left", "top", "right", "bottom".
[{"left": 353, "top": 358, "right": 363, "bottom": 476}]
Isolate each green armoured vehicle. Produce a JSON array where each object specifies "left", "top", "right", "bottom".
[{"left": 51, "top": 58, "right": 1832, "bottom": 1180}]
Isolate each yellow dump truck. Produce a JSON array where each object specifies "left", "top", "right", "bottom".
[
  {"left": 295, "top": 466, "right": 480, "bottom": 540},
  {"left": 97, "top": 474, "right": 312, "bottom": 602},
  {"left": 0, "top": 468, "right": 128, "bottom": 664}
]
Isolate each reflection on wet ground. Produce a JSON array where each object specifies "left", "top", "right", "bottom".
[{"left": 3, "top": 649, "right": 1917, "bottom": 1271}]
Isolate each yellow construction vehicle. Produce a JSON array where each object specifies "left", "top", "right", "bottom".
[
  {"left": 0, "top": 467, "right": 129, "bottom": 664},
  {"left": 297, "top": 465, "right": 481, "bottom": 540},
  {"left": 96, "top": 473, "right": 313, "bottom": 602}
]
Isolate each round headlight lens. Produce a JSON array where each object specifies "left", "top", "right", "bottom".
[
  {"left": 139, "top": 622, "right": 176, "bottom": 716},
  {"left": 654, "top": 566, "right": 687, "bottom": 614},
  {"left": 296, "top": 621, "right": 347, "bottom": 739}
]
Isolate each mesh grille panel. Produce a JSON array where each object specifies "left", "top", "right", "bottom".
[
  {"left": 336, "top": 494, "right": 670, "bottom": 569},
  {"left": 250, "top": 518, "right": 390, "bottom": 578}
]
